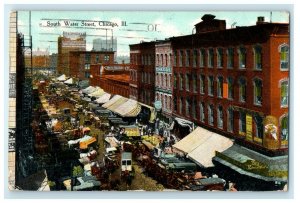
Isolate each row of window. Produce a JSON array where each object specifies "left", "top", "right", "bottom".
[
  {"left": 141, "top": 72, "right": 153, "bottom": 84},
  {"left": 173, "top": 98, "right": 288, "bottom": 141},
  {"left": 173, "top": 44, "right": 289, "bottom": 70},
  {"left": 155, "top": 93, "right": 172, "bottom": 112},
  {"left": 156, "top": 53, "right": 172, "bottom": 67},
  {"left": 155, "top": 73, "right": 172, "bottom": 90},
  {"left": 174, "top": 74, "right": 289, "bottom": 107}
]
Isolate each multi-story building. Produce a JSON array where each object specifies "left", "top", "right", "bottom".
[
  {"left": 170, "top": 14, "right": 289, "bottom": 154},
  {"left": 155, "top": 40, "right": 173, "bottom": 121},
  {"left": 69, "top": 51, "right": 114, "bottom": 80},
  {"left": 129, "top": 42, "right": 156, "bottom": 106},
  {"left": 57, "top": 32, "right": 86, "bottom": 76},
  {"left": 90, "top": 64, "right": 130, "bottom": 97}
]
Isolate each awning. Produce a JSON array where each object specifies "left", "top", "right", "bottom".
[
  {"left": 114, "top": 99, "right": 142, "bottom": 117},
  {"left": 105, "top": 137, "right": 119, "bottom": 148},
  {"left": 79, "top": 136, "right": 97, "bottom": 149},
  {"left": 102, "top": 95, "right": 122, "bottom": 108},
  {"left": 88, "top": 88, "right": 105, "bottom": 98},
  {"left": 121, "top": 125, "right": 140, "bottom": 137},
  {"left": 95, "top": 93, "right": 111, "bottom": 104},
  {"left": 64, "top": 78, "right": 73, "bottom": 84},
  {"left": 57, "top": 74, "right": 66, "bottom": 81},
  {"left": 107, "top": 97, "right": 128, "bottom": 112},
  {"left": 175, "top": 117, "right": 194, "bottom": 132},
  {"left": 213, "top": 144, "right": 288, "bottom": 182},
  {"left": 82, "top": 86, "right": 97, "bottom": 94},
  {"left": 173, "top": 127, "right": 233, "bottom": 168},
  {"left": 139, "top": 103, "right": 157, "bottom": 123}
]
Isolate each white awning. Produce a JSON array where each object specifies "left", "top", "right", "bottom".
[
  {"left": 82, "top": 86, "right": 95, "bottom": 94},
  {"left": 88, "top": 88, "right": 105, "bottom": 97},
  {"left": 64, "top": 78, "right": 73, "bottom": 84},
  {"left": 173, "top": 127, "right": 233, "bottom": 168},
  {"left": 114, "top": 99, "right": 142, "bottom": 117},
  {"left": 102, "top": 95, "right": 122, "bottom": 108},
  {"left": 57, "top": 74, "right": 66, "bottom": 81},
  {"left": 95, "top": 93, "right": 111, "bottom": 104}
]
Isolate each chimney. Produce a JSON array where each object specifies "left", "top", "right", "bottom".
[{"left": 256, "top": 16, "right": 265, "bottom": 25}]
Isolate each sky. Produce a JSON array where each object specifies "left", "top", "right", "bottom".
[{"left": 17, "top": 11, "right": 289, "bottom": 56}]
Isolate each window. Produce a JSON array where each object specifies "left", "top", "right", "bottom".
[
  {"left": 174, "top": 97, "right": 177, "bottom": 112},
  {"left": 254, "top": 114, "right": 263, "bottom": 139},
  {"left": 227, "top": 48, "right": 234, "bottom": 68},
  {"left": 254, "top": 45, "right": 262, "bottom": 70},
  {"left": 85, "top": 54, "right": 91, "bottom": 63},
  {"left": 179, "top": 50, "right": 184, "bottom": 67},
  {"left": 179, "top": 97, "right": 183, "bottom": 114},
  {"left": 148, "top": 55, "right": 152, "bottom": 65},
  {"left": 217, "top": 48, "right": 224, "bottom": 67},
  {"left": 208, "top": 76, "right": 214, "bottom": 96},
  {"left": 280, "top": 45, "right": 289, "bottom": 70},
  {"left": 208, "top": 48, "right": 214, "bottom": 67},
  {"left": 157, "top": 54, "right": 159, "bottom": 66},
  {"left": 185, "top": 99, "right": 191, "bottom": 116},
  {"left": 200, "top": 49, "right": 205, "bottom": 67},
  {"left": 193, "top": 74, "right": 197, "bottom": 93},
  {"left": 281, "top": 80, "right": 289, "bottom": 107},
  {"left": 165, "top": 54, "right": 168, "bottom": 67},
  {"left": 185, "top": 74, "right": 190, "bottom": 91},
  {"left": 174, "top": 74, "right": 177, "bottom": 89},
  {"left": 193, "top": 50, "right": 198, "bottom": 67},
  {"left": 239, "top": 78, "right": 246, "bottom": 102},
  {"left": 192, "top": 100, "right": 196, "bottom": 119},
  {"left": 227, "top": 107, "right": 234, "bottom": 132},
  {"left": 104, "top": 55, "right": 110, "bottom": 62},
  {"left": 164, "top": 74, "right": 167, "bottom": 87},
  {"left": 280, "top": 115, "right": 288, "bottom": 141},
  {"left": 217, "top": 106, "right": 224, "bottom": 129},
  {"left": 200, "top": 102, "right": 205, "bottom": 122},
  {"left": 84, "top": 64, "right": 90, "bottom": 70},
  {"left": 179, "top": 74, "right": 183, "bottom": 90},
  {"left": 200, "top": 75, "right": 205, "bottom": 94},
  {"left": 239, "top": 111, "right": 246, "bottom": 134},
  {"left": 168, "top": 74, "right": 171, "bottom": 89},
  {"left": 186, "top": 50, "right": 191, "bottom": 67},
  {"left": 253, "top": 78, "right": 263, "bottom": 105},
  {"left": 239, "top": 47, "right": 246, "bottom": 69},
  {"left": 208, "top": 104, "right": 214, "bottom": 126},
  {"left": 217, "top": 76, "right": 223, "bottom": 98},
  {"left": 227, "top": 77, "right": 234, "bottom": 99},
  {"left": 95, "top": 55, "right": 100, "bottom": 63},
  {"left": 174, "top": 51, "right": 178, "bottom": 67}
]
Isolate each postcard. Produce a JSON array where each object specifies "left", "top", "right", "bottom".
[{"left": 8, "top": 11, "right": 289, "bottom": 191}]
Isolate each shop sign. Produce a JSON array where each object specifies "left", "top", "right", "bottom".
[{"left": 246, "top": 114, "right": 253, "bottom": 141}]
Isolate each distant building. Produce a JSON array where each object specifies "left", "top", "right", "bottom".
[
  {"left": 57, "top": 32, "right": 86, "bottom": 76},
  {"left": 69, "top": 51, "right": 115, "bottom": 80},
  {"left": 32, "top": 47, "right": 49, "bottom": 56},
  {"left": 93, "top": 37, "right": 117, "bottom": 52}
]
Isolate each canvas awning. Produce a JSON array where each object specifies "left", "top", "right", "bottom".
[
  {"left": 213, "top": 144, "right": 288, "bottom": 182},
  {"left": 64, "top": 78, "right": 73, "bottom": 84},
  {"left": 95, "top": 93, "right": 111, "bottom": 104},
  {"left": 173, "top": 127, "right": 233, "bottom": 168},
  {"left": 114, "top": 99, "right": 142, "bottom": 117},
  {"left": 57, "top": 74, "right": 66, "bottom": 81},
  {"left": 88, "top": 88, "right": 105, "bottom": 98},
  {"left": 82, "top": 86, "right": 97, "bottom": 94},
  {"left": 102, "top": 95, "right": 122, "bottom": 108},
  {"left": 107, "top": 97, "right": 128, "bottom": 112}
]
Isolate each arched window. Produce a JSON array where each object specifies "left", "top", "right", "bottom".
[
  {"left": 179, "top": 74, "right": 183, "bottom": 90},
  {"left": 174, "top": 51, "right": 178, "bottom": 67},
  {"left": 239, "top": 77, "right": 247, "bottom": 102},
  {"left": 200, "top": 102, "right": 205, "bottom": 122},
  {"left": 280, "top": 80, "right": 289, "bottom": 107},
  {"left": 161, "top": 54, "right": 163, "bottom": 67},
  {"left": 208, "top": 48, "right": 214, "bottom": 67},
  {"left": 254, "top": 45, "right": 262, "bottom": 70},
  {"left": 208, "top": 104, "right": 214, "bottom": 126},
  {"left": 217, "top": 105, "right": 223, "bottom": 129},
  {"left": 280, "top": 114, "right": 288, "bottom": 141},
  {"left": 165, "top": 54, "right": 168, "bottom": 67},
  {"left": 157, "top": 54, "right": 159, "bottom": 66},
  {"left": 254, "top": 114, "right": 263, "bottom": 139},
  {"left": 279, "top": 44, "right": 289, "bottom": 70},
  {"left": 179, "top": 50, "right": 183, "bottom": 67},
  {"left": 238, "top": 46, "right": 246, "bottom": 69},
  {"left": 239, "top": 111, "right": 246, "bottom": 135},
  {"left": 186, "top": 50, "right": 191, "bottom": 67},
  {"left": 227, "top": 77, "right": 234, "bottom": 99},
  {"left": 253, "top": 78, "right": 263, "bottom": 105},
  {"left": 193, "top": 74, "right": 197, "bottom": 93},
  {"left": 174, "top": 74, "right": 177, "bottom": 89},
  {"left": 227, "top": 107, "right": 234, "bottom": 132},
  {"left": 208, "top": 76, "right": 214, "bottom": 96},
  {"left": 200, "top": 75, "right": 205, "bottom": 94},
  {"left": 193, "top": 50, "right": 198, "bottom": 67},
  {"left": 217, "top": 76, "right": 223, "bottom": 98},
  {"left": 186, "top": 98, "right": 191, "bottom": 116},
  {"left": 192, "top": 99, "right": 196, "bottom": 119},
  {"left": 227, "top": 48, "right": 234, "bottom": 68},
  {"left": 185, "top": 74, "right": 190, "bottom": 91},
  {"left": 200, "top": 49, "right": 205, "bottom": 67},
  {"left": 217, "top": 48, "right": 224, "bottom": 68}
]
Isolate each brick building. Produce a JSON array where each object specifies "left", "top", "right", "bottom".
[
  {"left": 170, "top": 15, "right": 289, "bottom": 153},
  {"left": 155, "top": 40, "right": 173, "bottom": 120},
  {"left": 57, "top": 32, "right": 86, "bottom": 76},
  {"left": 129, "top": 42, "right": 156, "bottom": 106},
  {"left": 69, "top": 51, "right": 114, "bottom": 80},
  {"left": 90, "top": 64, "right": 130, "bottom": 97}
]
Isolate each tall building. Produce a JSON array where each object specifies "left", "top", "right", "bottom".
[
  {"left": 57, "top": 32, "right": 86, "bottom": 76},
  {"left": 129, "top": 42, "right": 156, "bottom": 106},
  {"left": 93, "top": 37, "right": 117, "bottom": 52},
  {"left": 69, "top": 51, "right": 115, "bottom": 80},
  {"left": 170, "top": 14, "right": 289, "bottom": 154},
  {"left": 155, "top": 40, "right": 173, "bottom": 121}
]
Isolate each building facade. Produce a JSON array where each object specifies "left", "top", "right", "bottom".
[
  {"left": 69, "top": 51, "right": 114, "bottom": 80},
  {"left": 155, "top": 40, "right": 173, "bottom": 120},
  {"left": 171, "top": 15, "right": 289, "bottom": 153},
  {"left": 57, "top": 32, "right": 86, "bottom": 76},
  {"left": 129, "top": 42, "right": 156, "bottom": 106},
  {"left": 93, "top": 37, "right": 117, "bottom": 52},
  {"left": 90, "top": 64, "right": 130, "bottom": 97}
]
